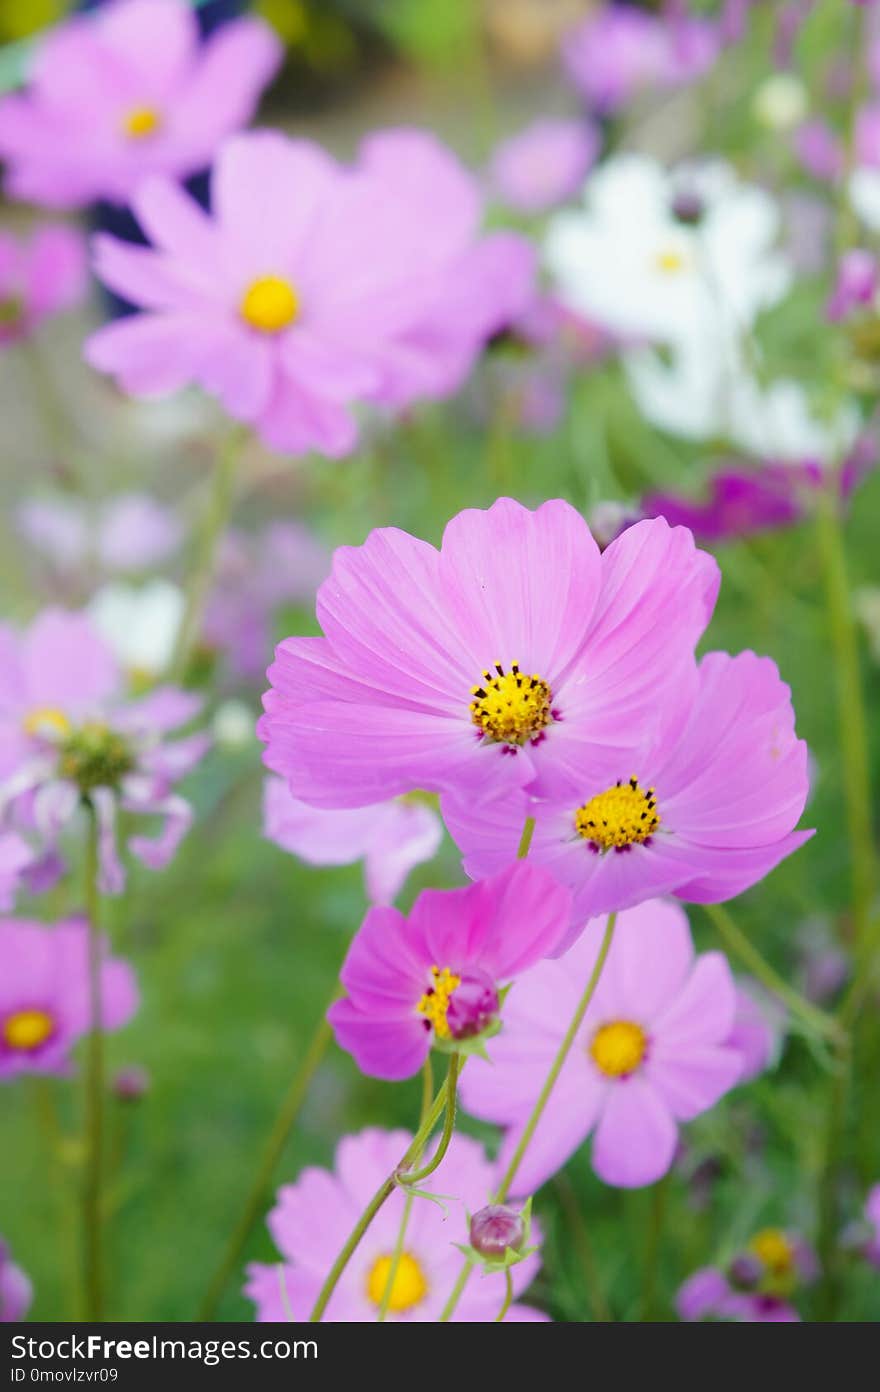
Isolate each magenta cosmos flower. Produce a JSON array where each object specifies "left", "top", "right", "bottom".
[
  {"left": 444, "top": 649, "right": 812, "bottom": 929},
  {"left": 0, "top": 1239, "right": 32, "bottom": 1321},
  {"left": 260, "top": 499, "right": 719, "bottom": 810},
  {"left": 244, "top": 1128, "right": 546, "bottom": 1322},
  {"left": 0, "top": 609, "right": 209, "bottom": 894},
  {"left": 0, "top": 225, "right": 87, "bottom": 347},
  {"left": 489, "top": 118, "right": 600, "bottom": 213},
  {"left": 263, "top": 775, "right": 442, "bottom": 907},
  {"left": 0, "top": 0, "right": 281, "bottom": 209},
  {"left": 85, "top": 128, "right": 535, "bottom": 456},
  {"left": 328, "top": 862, "right": 570, "bottom": 1080},
  {"left": 459, "top": 899, "right": 743, "bottom": 1192},
  {"left": 0, "top": 916, "right": 138, "bottom": 1080}
]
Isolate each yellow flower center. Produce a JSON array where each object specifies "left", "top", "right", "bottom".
[
  {"left": 575, "top": 777, "right": 660, "bottom": 852},
  {"left": 655, "top": 248, "right": 687, "bottom": 275},
  {"left": 366, "top": 1252, "right": 428, "bottom": 1312},
  {"left": 240, "top": 276, "right": 300, "bottom": 334},
  {"left": 3, "top": 1009, "right": 54, "bottom": 1052},
  {"left": 122, "top": 106, "right": 161, "bottom": 139},
  {"left": 590, "top": 1020, "right": 647, "bottom": 1077},
  {"left": 470, "top": 661, "right": 553, "bottom": 747},
  {"left": 749, "top": 1228, "right": 794, "bottom": 1277},
  {"left": 417, "top": 966, "right": 461, "bottom": 1040},
  {"left": 22, "top": 706, "right": 71, "bottom": 740}
]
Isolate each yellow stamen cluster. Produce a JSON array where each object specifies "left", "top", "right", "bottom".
[
  {"left": 749, "top": 1228, "right": 794, "bottom": 1278},
  {"left": 240, "top": 276, "right": 300, "bottom": 334},
  {"left": 655, "top": 248, "right": 687, "bottom": 275},
  {"left": 122, "top": 106, "right": 161, "bottom": 139},
  {"left": 590, "top": 1020, "right": 647, "bottom": 1078},
  {"left": 575, "top": 777, "right": 659, "bottom": 852},
  {"left": 470, "top": 661, "right": 552, "bottom": 747},
  {"left": 3, "top": 1008, "right": 54, "bottom": 1052},
  {"left": 23, "top": 706, "right": 71, "bottom": 740},
  {"left": 366, "top": 1252, "right": 428, "bottom": 1312},
  {"left": 416, "top": 965, "right": 461, "bottom": 1040}
]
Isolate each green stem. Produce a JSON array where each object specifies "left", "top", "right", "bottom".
[
  {"left": 495, "top": 1270, "right": 514, "bottom": 1323},
  {"left": 308, "top": 1075, "right": 454, "bottom": 1323},
  {"left": 168, "top": 427, "right": 242, "bottom": 683},
  {"left": 397, "top": 1052, "right": 460, "bottom": 1186},
  {"left": 82, "top": 802, "right": 104, "bottom": 1321},
  {"left": 640, "top": 1175, "right": 668, "bottom": 1321},
  {"left": 516, "top": 815, "right": 536, "bottom": 860},
  {"left": 440, "top": 913, "right": 618, "bottom": 1321},
  {"left": 553, "top": 1176, "right": 611, "bottom": 1322},
  {"left": 197, "top": 1008, "right": 334, "bottom": 1320},
  {"left": 702, "top": 902, "right": 845, "bottom": 1045},
  {"left": 376, "top": 1058, "right": 435, "bottom": 1323}
]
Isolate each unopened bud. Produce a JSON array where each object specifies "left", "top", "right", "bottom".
[{"left": 469, "top": 1205, "right": 525, "bottom": 1259}]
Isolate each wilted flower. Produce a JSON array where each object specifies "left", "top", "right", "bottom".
[
  {"left": 0, "top": 917, "right": 138, "bottom": 1080},
  {"left": 445, "top": 650, "right": 812, "bottom": 928},
  {"left": 0, "top": 225, "right": 87, "bottom": 347},
  {"left": 244, "top": 1128, "right": 547, "bottom": 1321},
  {"left": 0, "top": 609, "right": 209, "bottom": 893},
  {"left": 86, "top": 128, "right": 535, "bottom": 456},
  {"left": 0, "top": 1239, "right": 32, "bottom": 1321},
  {"left": 328, "top": 862, "right": 570, "bottom": 1079},
  {"left": 260, "top": 499, "right": 718, "bottom": 810},
  {"left": 0, "top": 0, "right": 282, "bottom": 208},
  {"left": 263, "top": 775, "right": 442, "bottom": 907},
  {"left": 458, "top": 900, "right": 743, "bottom": 1191},
  {"left": 489, "top": 118, "right": 599, "bottom": 213}
]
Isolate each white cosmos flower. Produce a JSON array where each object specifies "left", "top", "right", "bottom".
[
  {"left": 88, "top": 580, "right": 184, "bottom": 681},
  {"left": 850, "top": 168, "right": 880, "bottom": 232},
  {"left": 544, "top": 154, "right": 791, "bottom": 352},
  {"left": 627, "top": 343, "right": 860, "bottom": 461}
]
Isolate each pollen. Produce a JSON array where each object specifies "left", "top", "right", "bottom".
[
  {"left": 470, "top": 661, "right": 553, "bottom": 748},
  {"left": 122, "top": 106, "right": 161, "bottom": 139},
  {"left": 366, "top": 1252, "right": 429, "bottom": 1312},
  {"left": 240, "top": 276, "right": 300, "bottom": 334},
  {"left": 749, "top": 1228, "right": 794, "bottom": 1277},
  {"left": 23, "top": 706, "right": 71, "bottom": 740},
  {"left": 575, "top": 777, "right": 660, "bottom": 852},
  {"left": 417, "top": 965, "right": 461, "bottom": 1040},
  {"left": 590, "top": 1020, "right": 647, "bottom": 1077},
  {"left": 3, "top": 1008, "right": 54, "bottom": 1052},
  {"left": 655, "top": 248, "right": 687, "bottom": 274}
]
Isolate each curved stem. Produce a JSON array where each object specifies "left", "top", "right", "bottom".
[
  {"left": 441, "top": 914, "right": 618, "bottom": 1321},
  {"left": 702, "top": 902, "right": 846, "bottom": 1046},
  {"left": 197, "top": 1005, "right": 335, "bottom": 1320},
  {"left": 82, "top": 802, "right": 104, "bottom": 1321},
  {"left": 376, "top": 1058, "right": 435, "bottom": 1322},
  {"left": 397, "top": 1052, "right": 460, "bottom": 1186},
  {"left": 495, "top": 1269, "right": 514, "bottom": 1323},
  {"left": 308, "top": 1074, "right": 454, "bottom": 1323},
  {"left": 168, "top": 427, "right": 242, "bottom": 683}
]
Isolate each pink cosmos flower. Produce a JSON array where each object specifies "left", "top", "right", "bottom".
[
  {"left": 259, "top": 500, "right": 719, "bottom": 811},
  {"left": 328, "top": 862, "right": 571, "bottom": 1081},
  {"left": 459, "top": 900, "right": 743, "bottom": 1191},
  {"left": 677, "top": 1267, "right": 800, "bottom": 1322},
  {"left": 0, "top": 1239, "right": 32, "bottom": 1321},
  {"left": 263, "top": 775, "right": 442, "bottom": 907},
  {"left": 678, "top": 1227, "right": 817, "bottom": 1322},
  {"left": 244, "top": 1128, "right": 547, "bottom": 1321},
  {"left": 16, "top": 492, "right": 182, "bottom": 583},
  {"left": 0, "top": 0, "right": 282, "bottom": 209},
  {"left": 562, "top": 7, "right": 718, "bottom": 115},
  {"left": 85, "top": 128, "right": 535, "bottom": 456},
  {"left": 0, "top": 609, "right": 209, "bottom": 894},
  {"left": 0, "top": 225, "right": 87, "bottom": 347},
  {"left": 489, "top": 118, "right": 599, "bottom": 213},
  {"left": 726, "top": 980, "right": 784, "bottom": 1083},
  {"left": 864, "top": 1185, "right": 880, "bottom": 1268},
  {"left": 0, "top": 916, "right": 138, "bottom": 1080},
  {"left": 0, "top": 833, "right": 34, "bottom": 911},
  {"left": 793, "top": 119, "right": 844, "bottom": 182},
  {"left": 444, "top": 650, "right": 812, "bottom": 929},
  {"left": 203, "top": 522, "right": 329, "bottom": 682},
  {"left": 827, "top": 249, "right": 879, "bottom": 320}
]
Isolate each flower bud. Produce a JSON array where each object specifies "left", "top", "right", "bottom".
[
  {"left": 728, "top": 1252, "right": 763, "bottom": 1291},
  {"left": 446, "top": 969, "right": 499, "bottom": 1041},
  {"left": 113, "top": 1065, "right": 150, "bottom": 1102},
  {"left": 469, "top": 1205, "right": 525, "bottom": 1259}
]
